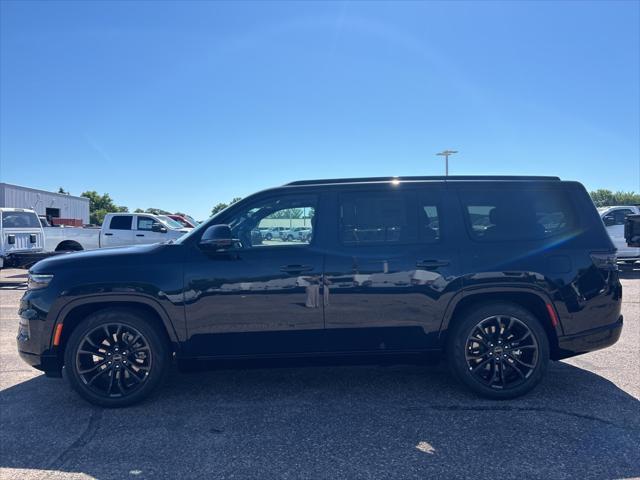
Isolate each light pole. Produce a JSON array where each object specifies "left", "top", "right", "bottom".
[{"left": 436, "top": 150, "right": 458, "bottom": 176}]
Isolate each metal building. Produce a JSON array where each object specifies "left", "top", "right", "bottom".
[{"left": 0, "top": 183, "right": 90, "bottom": 225}]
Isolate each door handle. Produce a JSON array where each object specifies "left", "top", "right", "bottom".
[
  {"left": 280, "top": 264, "right": 314, "bottom": 274},
  {"left": 104, "top": 233, "right": 113, "bottom": 236},
  {"left": 416, "top": 259, "right": 450, "bottom": 269},
  {"left": 136, "top": 234, "right": 144, "bottom": 237}
]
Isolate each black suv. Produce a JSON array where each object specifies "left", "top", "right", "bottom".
[{"left": 18, "top": 176, "right": 623, "bottom": 406}]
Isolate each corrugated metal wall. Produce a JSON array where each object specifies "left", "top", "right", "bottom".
[{"left": 0, "top": 183, "right": 90, "bottom": 224}]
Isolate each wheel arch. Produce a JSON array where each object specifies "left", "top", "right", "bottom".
[
  {"left": 53, "top": 296, "right": 180, "bottom": 365},
  {"left": 55, "top": 240, "right": 84, "bottom": 252},
  {"left": 440, "top": 288, "right": 560, "bottom": 359}
]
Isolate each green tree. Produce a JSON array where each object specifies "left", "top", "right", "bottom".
[
  {"left": 134, "top": 208, "right": 144, "bottom": 213},
  {"left": 58, "top": 187, "right": 69, "bottom": 194},
  {"left": 144, "top": 207, "right": 171, "bottom": 215},
  {"left": 81, "top": 191, "right": 128, "bottom": 225},
  {"left": 589, "top": 189, "right": 640, "bottom": 207},
  {"left": 267, "top": 208, "right": 303, "bottom": 219},
  {"left": 211, "top": 197, "right": 242, "bottom": 216}
]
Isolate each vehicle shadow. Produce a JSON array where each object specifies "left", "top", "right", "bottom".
[{"left": 1, "top": 361, "right": 639, "bottom": 479}]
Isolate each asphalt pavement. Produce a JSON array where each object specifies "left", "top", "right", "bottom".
[{"left": 1, "top": 266, "right": 639, "bottom": 480}]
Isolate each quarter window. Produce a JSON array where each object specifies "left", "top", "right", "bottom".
[
  {"left": 109, "top": 215, "right": 132, "bottom": 230},
  {"left": 459, "top": 188, "right": 577, "bottom": 241}
]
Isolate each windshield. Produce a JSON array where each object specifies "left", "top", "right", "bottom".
[
  {"left": 184, "top": 215, "right": 198, "bottom": 226},
  {"left": 158, "top": 215, "right": 186, "bottom": 230},
  {"left": 2, "top": 211, "right": 41, "bottom": 229}
]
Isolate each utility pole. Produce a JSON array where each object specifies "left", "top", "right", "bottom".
[{"left": 436, "top": 150, "right": 458, "bottom": 176}]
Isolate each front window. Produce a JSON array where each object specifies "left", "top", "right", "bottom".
[
  {"left": 137, "top": 216, "right": 162, "bottom": 231},
  {"left": 227, "top": 195, "right": 317, "bottom": 248}
]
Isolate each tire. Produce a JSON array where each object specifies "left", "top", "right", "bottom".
[
  {"left": 55, "top": 241, "right": 83, "bottom": 252},
  {"left": 446, "top": 302, "right": 549, "bottom": 399},
  {"left": 265, "top": 233, "right": 272, "bottom": 241},
  {"left": 64, "top": 308, "right": 169, "bottom": 407},
  {"left": 286, "top": 235, "right": 293, "bottom": 241}
]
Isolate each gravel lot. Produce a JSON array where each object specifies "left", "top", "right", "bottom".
[{"left": 1, "top": 267, "right": 639, "bottom": 480}]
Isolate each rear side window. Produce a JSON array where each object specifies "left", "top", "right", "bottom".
[
  {"left": 459, "top": 187, "right": 577, "bottom": 241},
  {"left": 1, "top": 211, "right": 40, "bottom": 228},
  {"left": 339, "top": 191, "right": 413, "bottom": 244},
  {"left": 109, "top": 215, "right": 132, "bottom": 230}
]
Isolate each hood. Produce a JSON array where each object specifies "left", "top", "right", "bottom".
[{"left": 30, "top": 243, "right": 166, "bottom": 273}]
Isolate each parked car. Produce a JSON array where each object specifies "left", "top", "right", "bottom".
[
  {"left": 261, "top": 226, "right": 287, "bottom": 241},
  {"left": 624, "top": 214, "right": 640, "bottom": 247},
  {"left": 598, "top": 205, "right": 640, "bottom": 263},
  {"left": 19, "top": 176, "right": 623, "bottom": 407},
  {"left": 279, "top": 227, "right": 312, "bottom": 242},
  {"left": 42, "top": 213, "right": 190, "bottom": 252},
  {"left": 0, "top": 208, "right": 49, "bottom": 269},
  {"left": 167, "top": 214, "right": 198, "bottom": 229}
]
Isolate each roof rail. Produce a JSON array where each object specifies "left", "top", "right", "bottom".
[{"left": 285, "top": 175, "right": 561, "bottom": 186}]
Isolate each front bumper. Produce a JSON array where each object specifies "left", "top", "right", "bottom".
[
  {"left": 555, "top": 315, "right": 623, "bottom": 359},
  {"left": 17, "top": 349, "right": 61, "bottom": 376}
]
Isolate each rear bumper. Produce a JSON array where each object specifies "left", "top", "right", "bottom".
[{"left": 555, "top": 315, "right": 623, "bottom": 359}]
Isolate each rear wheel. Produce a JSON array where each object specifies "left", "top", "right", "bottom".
[
  {"left": 64, "top": 309, "right": 169, "bottom": 407},
  {"left": 447, "top": 302, "right": 549, "bottom": 399}
]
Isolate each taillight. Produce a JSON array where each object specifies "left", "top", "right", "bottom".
[{"left": 590, "top": 252, "right": 618, "bottom": 271}]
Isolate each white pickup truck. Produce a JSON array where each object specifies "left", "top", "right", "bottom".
[
  {"left": 0, "top": 208, "right": 50, "bottom": 269},
  {"left": 43, "top": 213, "right": 190, "bottom": 252},
  {"left": 599, "top": 205, "right": 640, "bottom": 262}
]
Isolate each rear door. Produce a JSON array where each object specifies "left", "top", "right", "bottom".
[
  {"left": 101, "top": 215, "right": 134, "bottom": 247},
  {"left": 322, "top": 183, "right": 461, "bottom": 353}
]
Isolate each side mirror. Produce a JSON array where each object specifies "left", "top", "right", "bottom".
[
  {"left": 602, "top": 215, "right": 615, "bottom": 227},
  {"left": 152, "top": 224, "right": 168, "bottom": 233},
  {"left": 200, "top": 224, "right": 235, "bottom": 250}
]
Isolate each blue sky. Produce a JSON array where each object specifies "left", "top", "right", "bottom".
[{"left": 1, "top": 0, "right": 638, "bottom": 219}]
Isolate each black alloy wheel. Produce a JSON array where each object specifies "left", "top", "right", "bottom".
[
  {"left": 447, "top": 302, "right": 549, "bottom": 399},
  {"left": 75, "top": 323, "right": 152, "bottom": 398},
  {"left": 464, "top": 315, "right": 539, "bottom": 390},
  {"left": 64, "top": 309, "right": 169, "bottom": 407}
]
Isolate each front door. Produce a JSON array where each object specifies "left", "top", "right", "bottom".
[
  {"left": 322, "top": 184, "right": 459, "bottom": 353},
  {"left": 183, "top": 193, "right": 325, "bottom": 357},
  {"left": 134, "top": 216, "right": 167, "bottom": 244}
]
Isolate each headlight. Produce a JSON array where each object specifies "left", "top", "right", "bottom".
[{"left": 27, "top": 274, "right": 54, "bottom": 290}]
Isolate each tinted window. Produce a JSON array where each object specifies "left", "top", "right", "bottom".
[
  {"left": 611, "top": 209, "right": 634, "bottom": 226},
  {"left": 419, "top": 193, "right": 441, "bottom": 243},
  {"left": 137, "top": 216, "right": 160, "bottom": 231},
  {"left": 109, "top": 215, "right": 132, "bottom": 230},
  {"left": 228, "top": 195, "right": 317, "bottom": 248},
  {"left": 459, "top": 187, "right": 577, "bottom": 241},
  {"left": 339, "top": 191, "right": 413, "bottom": 244},
  {"left": 1, "top": 211, "right": 40, "bottom": 228}
]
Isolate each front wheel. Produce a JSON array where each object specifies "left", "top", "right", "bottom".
[
  {"left": 64, "top": 309, "right": 169, "bottom": 407},
  {"left": 447, "top": 302, "right": 549, "bottom": 399}
]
